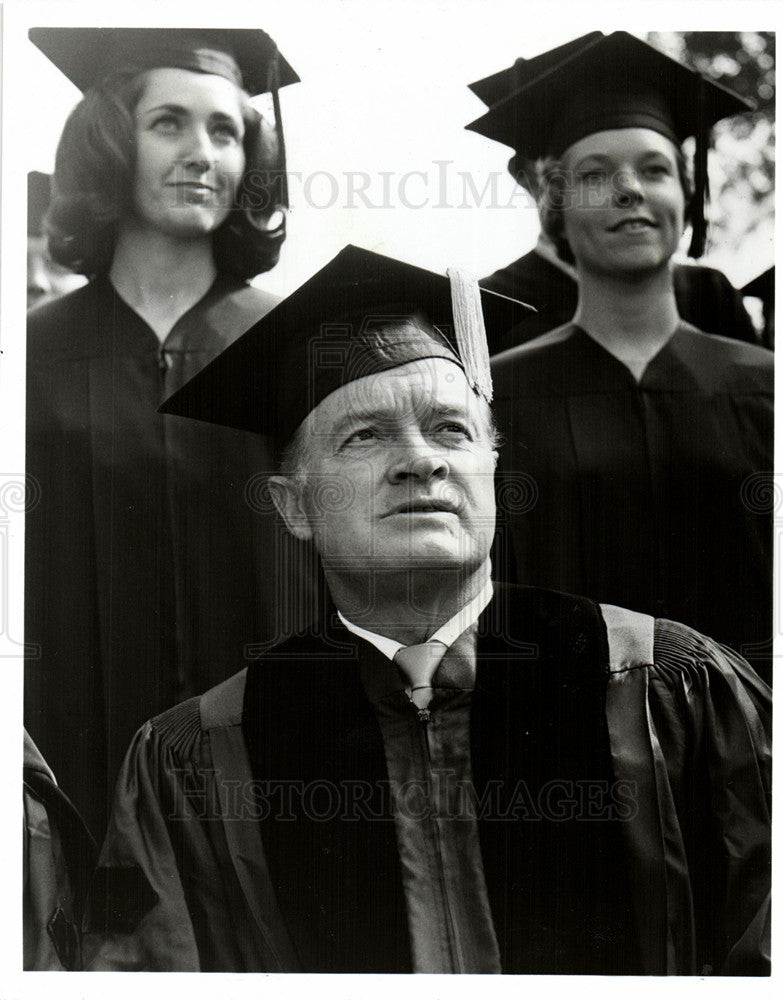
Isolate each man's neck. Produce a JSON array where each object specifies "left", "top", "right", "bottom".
[
  {"left": 573, "top": 264, "right": 680, "bottom": 381},
  {"left": 325, "top": 562, "right": 492, "bottom": 646}
]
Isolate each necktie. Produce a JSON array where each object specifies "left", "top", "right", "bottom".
[{"left": 394, "top": 640, "right": 448, "bottom": 711}]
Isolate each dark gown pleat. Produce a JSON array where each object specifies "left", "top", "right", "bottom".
[
  {"left": 242, "top": 618, "right": 412, "bottom": 973},
  {"left": 25, "top": 275, "right": 315, "bottom": 840},
  {"left": 492, "top": 325, "right": 773, "bottom": 684},
  {"left": 471, "top": 585, "right": 639, "bottom": 974}
]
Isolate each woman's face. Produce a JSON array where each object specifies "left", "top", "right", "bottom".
[
  {"left": 559, "top": 127, "right": 686, "bottom": 278},
  {"left": 132, "top": 67, "right": 246, "bottom": 239}
]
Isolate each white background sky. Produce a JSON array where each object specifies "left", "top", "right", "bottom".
[
  {"left": 0, "top": 1, "right": 780, "bottom": 997},
  {"left": 10, "top": 0, "right": 777, "bottom": 296},
  {"left": 13, "top": 2, "right": 587, "bottom": 295}
]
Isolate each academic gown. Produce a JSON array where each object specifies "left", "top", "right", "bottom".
[
  {"left": 25, "top": 274, "right": 317, "bottom": 839},
  {"left": 24, "top": 730, "right": 97, "bottom": 970},
  {"left": 83, "top": 586, "right": 770, "bottom": 975},
  {"left": 481, "top": 250, "right": 760, "bottom": 354},
  {"left": 491, "top": 323, "right": 774, "bottom": 683}
]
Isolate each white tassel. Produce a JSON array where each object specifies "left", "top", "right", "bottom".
[{"left": 446, "top": 267, "right": 493, "bottom": 403}]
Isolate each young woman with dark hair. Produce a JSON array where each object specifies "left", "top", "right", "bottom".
[
  {"left": 24, "top": 29, "right": 312, "bottom": 842},
  {"left": 46, "top": 64, "right": 285, "bottom": 281}
]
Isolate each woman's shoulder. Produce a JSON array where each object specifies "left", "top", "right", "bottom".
[
  {"left": 212, "top": 275, "right": 279, "bottom": 313},
  {"left": 491, "top": 323, "right": 580, "bottom": 395},
  {"left": 675, "top": 321, "right": 773, "bottom": 367},
  {"left": 27, "top": 282, "right": 97, "bottom": 340},
  {"left": 196, "top": 276, "right": 281, "bottom": 351},
  {"left": 493, "top": 323, "right": 577, "bottom": 363},
  {"left": 26, "top": 280, "right": 112, "bottom": 362}
]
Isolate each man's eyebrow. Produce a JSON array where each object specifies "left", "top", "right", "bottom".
[
  {"left": 329, "top": 402, "right": 475, "bottom": 436},
  {"left": 330, "top": 408, "right": 389, "bottom": 437},
  {"left": 429, "top": 404, "right": 473, "bottom": 420}
]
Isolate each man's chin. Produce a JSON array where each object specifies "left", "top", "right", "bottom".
[
  {"left": 319, "top": 536, "right": 489, "bottom": 575},
  {"left": 373, "top": 545, "right": 485, "bottom": 573}
]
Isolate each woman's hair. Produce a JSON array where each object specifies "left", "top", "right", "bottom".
[
  {"left": 525, "top": 146, "right": 694, "bottom": 266},
  {"left": 46, "top": 67, "right": 286, "bottom": 279}
]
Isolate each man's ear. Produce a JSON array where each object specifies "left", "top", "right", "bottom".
[{"left": 267, "top": 475, "right": 314, "bottom": 541}]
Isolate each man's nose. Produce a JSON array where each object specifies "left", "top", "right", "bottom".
[{"left": 387, "top": 441, "right": 450, "bottom": 483}]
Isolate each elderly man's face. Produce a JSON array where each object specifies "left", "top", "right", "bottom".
[{"left": 272, "top": 358, "right": 498, "bottom": 578}]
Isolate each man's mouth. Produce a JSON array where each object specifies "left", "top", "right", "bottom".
[{"left": 385, "top": 498, "right": 459, "bottom": 516}]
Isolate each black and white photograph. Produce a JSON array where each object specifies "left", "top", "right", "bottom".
[{"left": 0, "top": 0, "right": 776, "bottom": 993}]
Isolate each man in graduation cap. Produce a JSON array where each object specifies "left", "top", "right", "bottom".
[
  {"left": 84, "top": 246, "right": 770, "bottom": 975},
  {"left": 471, "top": 31, "right": 760, "bottom": 354}
]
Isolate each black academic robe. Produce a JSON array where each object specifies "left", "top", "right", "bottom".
[
  {"left": 25, "top": 274, "right": 317, "bottom": 839},
  {"left": 83, "top": 587, "right": 770, "bottom": 975},
  {"left": 481, "top": 250, "right": 760, "bottom": 354},
  {"left": 23, "top": 731, "right": 97, "bottom": 970},
  {"left": 491, "top": 324, "right": 774, "bottom": 683}
]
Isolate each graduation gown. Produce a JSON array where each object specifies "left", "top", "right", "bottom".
[
  {"left": 83, "top": 587, "right": 770, "bottom": 975},
  {"left": 491, "top": 324, "right": 774, "bottom": 683},
  {"left": 25, "top": 274, "right": 317, "bottom": 839},
  {"left": 481, "top": 250, "right": 760, "bottom": 354},
  {"left": 23, "top": 731, "right": 97, "bottom": 970}
]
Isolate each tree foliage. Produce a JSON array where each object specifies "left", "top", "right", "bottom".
[{"left": 647, "top": 32, "right": 774, "bottom": 279}]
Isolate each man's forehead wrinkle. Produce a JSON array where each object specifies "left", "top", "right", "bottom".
[
  {"left": 332, "top": 402, "right": 472, "bottom": 432},
  {"left": 295, "top": 359, "right": 478, "bottom": 450},
  {"left": 331, "top": 391, "right": 472, "bottom": 434}
]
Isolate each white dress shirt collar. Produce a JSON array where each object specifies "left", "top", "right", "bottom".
[{"left": 338, "top": 579, "right": 494, "bottom": 661}]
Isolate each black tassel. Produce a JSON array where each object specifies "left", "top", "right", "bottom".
[
  {"left": 268, "top": 56, "right": 289, "bottom": 211},
  {"left": 688, "top": 74, "right": 710, "bottom": 258}
]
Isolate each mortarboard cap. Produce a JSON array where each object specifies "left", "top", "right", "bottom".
[
  {"left": 160, "top": 245, "right": 531, "bottom": 453},
  {"left": 31, "top": 26, "right": 299, "bottom": 218},
  {"left": 467, "top": 32, "right": 751, "bottom": 162},
  {"left": 742, "top": 267, "right": 775, "bottom": 349},
  {"left": 28, "top": 26, "right": 299, "bottom": 97},
  {"left": 468, "top": 33, "right": 603, "bottom": 108},
  {"left": 742, "top": 267, "right": 774, "bottom": 301},
  {"left": 28, "top": 171, "right": 52, "bottom": 237},
  {"left": 469, "top": 33, "right": 604, "bottom": 189},
  {"left": 466, "top": 31, "right": 753, "bottom": 257}
]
